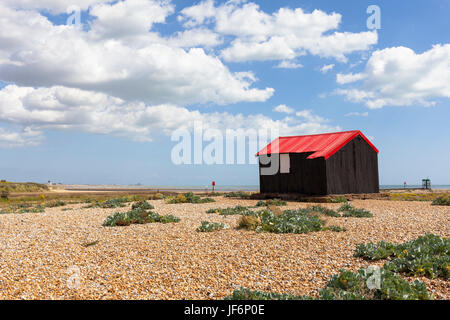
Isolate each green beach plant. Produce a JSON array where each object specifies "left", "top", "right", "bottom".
[
  {"left": 196, "top": 221, "right": 229, "bottom": 232},
  {"left": 225, "top": 267, "right": 432, "bottom": 300},
  {"left": 354, "top": 234, "right": 449, "bottom": 279},
  {"left": 166, "top": 192, "right": 216, "bottom": 204},
  {"left": 103, "top": 208, "right": 180, "bottom": 227},
  {"left": 131, "top": 200, "right": 154, "bottom": 210},
  {"left": 338, "top": 203, "right": 373, "bottom": 217},
  {"left": 431, "top": 195, "right": 450, "bottom": 206}
]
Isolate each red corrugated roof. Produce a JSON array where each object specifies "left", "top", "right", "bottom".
[{"left": 256, "top": 130, "right": 378, "bottom": 160}]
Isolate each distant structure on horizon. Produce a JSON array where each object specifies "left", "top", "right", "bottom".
[{"left": 256, "top": 130, "right": 379, "bottom": 195}]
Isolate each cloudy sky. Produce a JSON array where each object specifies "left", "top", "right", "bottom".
[{"left": 0, "top": 0, "right": 449, "bottom": 186}]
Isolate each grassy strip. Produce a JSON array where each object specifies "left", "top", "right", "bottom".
[
  {"left": 354, "top": 234, "right": 449, "bottom": 279},
  {"left": 255, "top": 199, "right": 287, "bottom": 207},
  {"left": 225, "top": 266, "right": 431, "bottom": 300},
  {"left": 329, "top": 196, "right": 348, "bottom": 203},
  {"left": 166, "top": 192, "right": 215, "bottom": 204},
  {"left": 207, "top": 205, "right": 251, "bottom": 216},
  {"left": 0, "top": 203, "right": 45, "bottom": 214},
  {"left": 224, "top": 191, "right": 252, "bottom": 199},
  {"left": 389, "top": 192, "right": 449, "bottom": 202},
  {"left": 431, "top": 195, "right": 450, "bottom": 206},
  {"left": 0, "top": 181, "right": 49, "bottom": 193}
]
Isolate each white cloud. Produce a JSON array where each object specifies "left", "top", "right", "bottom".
[
  {"left": 1, "top": 0, "right": 109, "bottom": 13},
  {"left": 273, "top": 104, "right": 294, "bottom": 114},
  {"left": 166, "top": 28, "right": 223, "bottom": 48},
  {"left": 295, "top": 110, "right": 327, "bottom": 123},
  {"left": 0, "top": 127, "right": 43, "bottom": 147},
  {"left": 180, "top": 1, "right": 377, "bottom": 63},
  {"left": 0, "top": 2, "right": 273, "bottom": 106},
  {"left": 0, "top": 1, "right": 351, "bottom": 148},
  {"left": 336, "top": 72, "right": 366, "bottom": 84},
  {"left": 345, "top": 111, "right": 368, "bottom": 117},
  {"left": 336, "top": 45, "right": 450, "bottom": 108},
  {"left": 275, "top": 60, "right": 303, "bottom": 69},
  {"left": 88, "top": 0, "right": 175, "bottom": 39},
  {"left": 320, "top": 64, "right": 335, "bottom": 73},
  {"left": 0, "top": 85, "right": 338, "bottom": 146}
]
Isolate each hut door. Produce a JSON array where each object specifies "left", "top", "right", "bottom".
[{"left": 280, "top": 154, "right": 290, "bottom": 173}]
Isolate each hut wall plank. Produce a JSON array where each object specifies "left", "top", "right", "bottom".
[{"left": 325, "top": 136, "right": 379, "bottom": 194}]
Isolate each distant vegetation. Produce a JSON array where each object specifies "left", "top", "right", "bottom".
[
  {"left": 148, "top": 193, "right": 164, "bottom": 200},
  {"left": 329, "top": 196, "right": 348, "bottom": 203},
  {"left": 223, "top": 191, "right": 252, "bottom": 199},
  {"left": 355, "top": 234, "right": 449, "bottom": 279},
  {"left": 389, "top": 192, "right": 449, "bottom": 202},
  {"left": 207, "top": 205, "right": 251, "bottom": 216},
  {"left": 432, "top": 195, "right": 450, "bottom": 206},
  {"left": 45, "top": 200, "right": 66, "bottom": 208},
  {"left": 0, "top": 203, "right": 45, "bottom": 214},
  {"left": 255, "top": 199, "right": 287, "bottom": 207},
  {"left": 0, "top": 181, "right": 49, "bottom": 194},
  {"left": 166, "top": 192, "right": 215, "bottom": 204},
  {"left": 84, "top": 196, "right": 141, "bottom": 208},
  {"left": 226, "top": 266, "right": 431, "bottom": 300}
]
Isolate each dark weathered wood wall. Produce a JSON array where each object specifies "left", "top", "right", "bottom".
[
  {"left": 259, "top": 152, "right": 327, "bottom": 195},
  {"left": 259, "top": 135, "right": 379, "bottom": 195},
  {"left": 325, "top": 136, "right": 379, "bottom": 194}
]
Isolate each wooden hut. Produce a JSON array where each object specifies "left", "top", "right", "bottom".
[{"left": 256, "top": 130, "right": 379, "bottom": 195}]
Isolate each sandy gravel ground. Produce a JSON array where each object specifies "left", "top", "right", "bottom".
[{"left": 0, "top": 197, "right": 448, "bottom": 300}]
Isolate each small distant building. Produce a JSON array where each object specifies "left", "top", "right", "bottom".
[
  {"left": 256, "top": 130, "right": 379, "bottom": 195},
  {"left": 422, "top": 179, "right": 431, "bottom": 190}
]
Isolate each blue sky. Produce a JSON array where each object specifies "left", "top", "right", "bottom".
[{"left": 0, "top": 0, "right": 449, "bottom": 186}]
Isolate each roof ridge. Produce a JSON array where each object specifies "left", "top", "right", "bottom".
[
  {"left": 256, "top": 130, "right": 378, "bottom": 158},
  {"left": 279, "top": 130, "right": 360, "bottom": 139}
]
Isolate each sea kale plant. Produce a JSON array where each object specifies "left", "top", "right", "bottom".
[
  {"left": 224, "top": 287, "right": 312, "bottom": 300},
  {"left": 310, "top": 205, "right": 341, "bottom": 217},
  {"left": 196, "top": 221, "right": 229, "bottom": 232},
  {"left": 85, "top": 196, "right": 141, "bottom": 209},
  {"left": 131, "top": 200, "right": 154, "bottom": 210},
  {"left": 225, "top": 266, "right": 432, "bottom": 300},
  {"left": 319, "top": 267, "right": 431, "bottom": 300},
  {"left": 103, "top": 207, "right": 180, "bottom": 227},
  {"left": 338, "top": 203, "right": 373, "bottom": 218},
  {"left": 354, "top": 234, "right": 449, "bottom": 279},
  {"left": 238, "top": 209, "right": 324, "bottom": 234}
]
